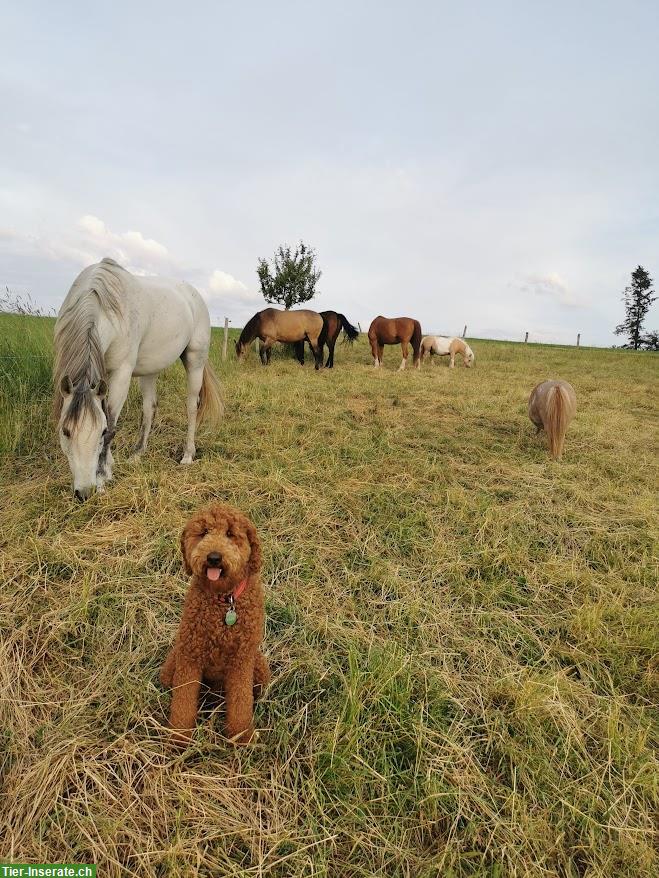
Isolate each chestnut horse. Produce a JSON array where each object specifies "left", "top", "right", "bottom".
[
  {"left": 294, "top": 310, "right": 360, "bottom": 368},
  {"left": 236, "top": 307, "right": 327, "bottom": 369},
  {"left": 528, "top": 379, "right": 577, "bottom": 460},
  {"left": 368, "top": 316, "right": 422, "bottom": 370}
]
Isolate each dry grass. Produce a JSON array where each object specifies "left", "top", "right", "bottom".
[{"left": 1, "top": 317, "right": 657, "bottom": 877}]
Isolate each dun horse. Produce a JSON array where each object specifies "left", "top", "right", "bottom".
[
  {"left": 528, "top": 379, "right": 577, "bottom": 460},
  {"left": 294, "top": 310, "right": 360, "bottom": 368},
  {"left": 236, "top": 308, "right": 327, "bottom": 369},
  {"left": 420, "top": 336, "right": 475, "bottom": 368},
  {"left": 368, "top": 316, "right": 422, "bottom": 370},
  {"left": 53, "top": 258, "right": 222, "bottom": 499}
]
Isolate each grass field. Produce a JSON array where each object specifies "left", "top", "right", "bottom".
[{"left": 0, "top": 313, "right": 657, "bottom": 877}]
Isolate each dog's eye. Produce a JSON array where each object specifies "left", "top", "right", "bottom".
[
  {"left": 199, "top": 528, "right": 208, "bottom": 537},
  {"left": 227, "top": 528, "right": 234, "bottom": 538}
]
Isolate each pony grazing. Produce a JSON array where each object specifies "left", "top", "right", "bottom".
[
  {"left": 528, "top": 379, "right": 577, "bottom": 460},
  {"left": 235, "top": 307, "right": 326, "bottom": 369},
  {"left": 53, "top": 258, "right": 222, "bottom": 500},
  {"left": 368, "top": 316, "right": 422, "bottom": 370},
  {"left": 420, "top": 336, "right": 475, "bottom": 368},
  {"left": 293, "top": 310, "right": 360, "bottom": 368}
]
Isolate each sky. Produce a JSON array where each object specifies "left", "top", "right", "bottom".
[{"left": 1, "top": 0, "right": 658, "bottom": 345}]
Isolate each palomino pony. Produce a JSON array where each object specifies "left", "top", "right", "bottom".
[
  {"left": 420, "top": 336, "right": 475, "bottom": 368},
  {"left": 367, "top": 316, "right": 422, "bottom": 370},
  {"left": 528, "top": 379, "right": 577, "bottom": 460},
  {"left": 293, "top": 310, "right": 360, "bottom": 368},
  {"left": 236, "top": 307, "right": 327, "bottom": 369},
  {"left": 53, "top": 258, "right": 222, "bottom": 500}
]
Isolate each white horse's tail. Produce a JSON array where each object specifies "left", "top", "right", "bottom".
[
  {"left": 545, "top": 385, "right": 569, "bottom": 460},
  {"left": 197, "top": 361, "right": 223, "bottom": 427}
]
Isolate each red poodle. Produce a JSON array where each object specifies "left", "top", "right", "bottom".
[{"left": 160, "top": 503, "right": 270, "bottom": 745}]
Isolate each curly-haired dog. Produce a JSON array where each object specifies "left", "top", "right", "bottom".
[{"left": 160, "top": 503, "right": 270, "bottom": 745}]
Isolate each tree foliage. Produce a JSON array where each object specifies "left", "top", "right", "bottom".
[
  {"left": 614, "top": 266, "right": 657, "bottom": 349},
  {"left": 257, "top": 241, "right": 321, "bottom": 310}
]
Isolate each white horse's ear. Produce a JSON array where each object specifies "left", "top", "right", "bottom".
[
  {"left": 95, "top": 379, "right": 108, "bottom": 399},
  {"left": 60, "top": 375, "right": 73, "bottom": 396}
]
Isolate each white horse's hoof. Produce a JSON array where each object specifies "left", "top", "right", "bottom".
[{"left": 180, "top": 455, "right": 194, "bottom": 465}]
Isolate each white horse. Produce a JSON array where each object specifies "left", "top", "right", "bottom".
[
  {"left": 420, "top": 336, "right": 475, "bottom": 368},
  {"left": 53, "top": 258, "right": 223, "bottom": 499}
]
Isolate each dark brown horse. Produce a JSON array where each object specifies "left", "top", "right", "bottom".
[
  {"left": 293, "top": 310, "right": 360, "bottom": 368},
  {"left": 236, "top": 308, "right": 327, "bottom": 369},
  {"left": 367, "top": 316, "right": 422, "bottom": 370}
]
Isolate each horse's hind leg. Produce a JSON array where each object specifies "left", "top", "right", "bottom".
[
  {"left": 398, "top": 341, "right": 409, "bottom": 371},
  {"left": 181, "top": 349, "right": 205, "bottom": 464},
  {"left": 326, "top": 336, "right": 336, "bottom": 368},
  {"left": 133, "top": 374, "right": 158, "bottom": 457},
  {"left": 293, "top": 341, "right": 305, "bottom": 365}
]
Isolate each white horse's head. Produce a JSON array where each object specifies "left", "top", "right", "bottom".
[
  {"left": 57, "top": 376, "right": 110, "bottom": 500},
  {"left": 464, "top": 346, "right": 475, "bottom": 368}
]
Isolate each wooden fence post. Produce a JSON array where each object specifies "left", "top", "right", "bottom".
[
  {"left": 462, "top": 324, "right": 467, "bottom": 338},
  {"left": 222, "top": 317, "right": 230, "bottom": 360},
  {"left": 576, "top": 333, "right": 581, "bottom": 347},
  {"left": 524, "top": 331, "right": 529, "bottom": 343}
]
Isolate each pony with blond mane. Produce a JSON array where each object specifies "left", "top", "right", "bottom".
[
  {"left": 528, "top": 379, "right": 576, "bottom": 460},
  {"left": 53, "top": 258, "right": 222, "bottom": 499},
  {"left": 420, "top": 336, "right": 475, "bottom": 368}
]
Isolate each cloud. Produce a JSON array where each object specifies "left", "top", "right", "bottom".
[
  {"left": 208, "top": 269, "right": 250, "bottom": 296},
  {"left": 514, "top": 273, "right": 585, "bottom": 308},
  {"left": 202, "top": 270, "right": 263, "bottom": 325},
  {"left": 77, "top": 215, "right": 172, "bottom": 275},
  {"left": 1, "top": 217, "right": 257, "bottom": 324}
]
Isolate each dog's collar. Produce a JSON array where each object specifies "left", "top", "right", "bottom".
[{"left": 217, "top": 577, "right": 249, "bottom": 604}]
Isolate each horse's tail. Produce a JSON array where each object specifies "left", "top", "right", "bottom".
[
  {"left": 338, "top": 314, "right": 360, "bottom": 342},
  {"left": 411, "top": 320, "right": 422, "bottom": 358},
  {"left": 545, "top": 385, "right": 569, "bottom": 460},
  {"left": 197, "top": 360, "right": 224, "bottom": 427}
]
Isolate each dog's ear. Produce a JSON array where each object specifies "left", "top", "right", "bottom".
[
  {"left": 180, "top": 521, "right": 193, "bottom": 575},
  {"left": 244, "top": 517, "right": 262, "bottom": 576}
]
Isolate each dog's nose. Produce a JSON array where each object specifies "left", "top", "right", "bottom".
[{"left": 207, "top": 552, "right": 222, "bottom": 566}]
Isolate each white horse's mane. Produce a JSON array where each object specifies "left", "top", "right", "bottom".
[{"left": 53, "top": 258, "right": 126, "bottom": 422}]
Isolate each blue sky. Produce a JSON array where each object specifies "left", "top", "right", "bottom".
[{"left": 1, "top": 1, "right": 658, "bottom": 344}]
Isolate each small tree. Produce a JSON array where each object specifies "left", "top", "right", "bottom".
[
  {"left": 614, "top": 266, "right": 656, "bottom": 349},
  {"left": 257, "top": 241, "right": 321, "bottom": 310}
]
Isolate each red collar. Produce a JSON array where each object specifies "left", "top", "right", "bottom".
[{"left": 218, "top": 578, "right": 248, "bottom": 604}]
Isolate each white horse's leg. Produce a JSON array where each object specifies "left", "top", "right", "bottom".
[
  {"left": 181, "top": 353, "right": 205, "bottom": 465},
  {"left": 449, "top": 353, "right": 455, "bottom": 368},
  {"left": 98, "top": 364, "right": 133, "bottom": 487},
  {"left": 133, "top": 374, "right": 158, "bottom": 457}
]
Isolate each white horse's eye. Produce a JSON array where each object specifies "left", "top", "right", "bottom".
[{"left": 62, "top": 427, "right": 71, "bottom": 439}]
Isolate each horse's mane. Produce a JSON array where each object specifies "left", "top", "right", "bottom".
[
  {"left": 52, "top": 258, "right": 125, "bottom": 423},
  {"left": 238, "top": 310, "right": 262, "bottom": 346}
]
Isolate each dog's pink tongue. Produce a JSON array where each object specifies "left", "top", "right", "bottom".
[{"left": 206, "top": 568, "right": 221, "bottom": 581}]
